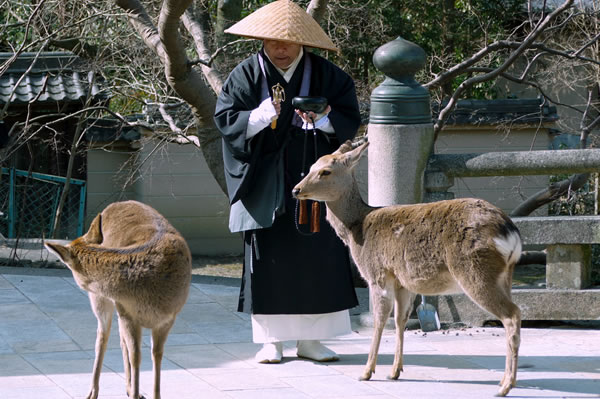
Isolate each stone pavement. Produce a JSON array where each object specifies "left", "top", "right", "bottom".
[{"left": 0, "top": 266, "right": 599, "bottom": 399}]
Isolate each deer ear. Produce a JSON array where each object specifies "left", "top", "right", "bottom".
[
  {"left": 333, "top": 140, "right": 354, "bottom": 155},
  {"left": 343, "top": 141, "right": 369, "bottom": 168},
  {"left": 83, "top": 213, "right": 103, "bottom": 244},
  {"left": 44, "top": 241, "right": 73, "bottom": 266}
]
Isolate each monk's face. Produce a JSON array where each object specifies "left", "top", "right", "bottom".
[{"left": 263, "top": 40, "right": 302, "bottom": 70}]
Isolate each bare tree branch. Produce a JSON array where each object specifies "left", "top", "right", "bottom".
[
  {"left": 114, "top": 0, "right": 166, "bottom": 62},
  {"left": 188, "top": 38, "right": 253, "bottom": 69},
  {"left": 48, "top": 37, "right": 99, "bottom": 58},
  {"left": 466, "top": 66, "right": 584, "bottom": 115},
  {"left": 432, "top": 0, "right": 575, "bottom": 139},
  {"left": 0, "top": 0, "right": 47, "bottom": 77},
  {"left": 426, "top": 34, "right": 600, "bottom": 92},
  {"left": 181, "top": 5, "right": 226, "bottom": 94}
]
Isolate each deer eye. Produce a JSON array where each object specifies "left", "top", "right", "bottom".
[{"left": 319, "top": 169, "right": 331, "bottom": 177}]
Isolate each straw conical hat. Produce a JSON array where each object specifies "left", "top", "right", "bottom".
[{"left": 224, "top": 0, "right": 338, "bottom": 51}]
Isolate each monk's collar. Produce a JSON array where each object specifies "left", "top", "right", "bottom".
[{"left": 263, "top": 47, "right": 304, "bottom": 83}]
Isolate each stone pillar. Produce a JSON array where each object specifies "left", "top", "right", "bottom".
[
  {"left": 368, "top": 37, "right": 434, "bottom": 206},
  {"left": 546, "top": 244, "right": 592, "bottom": 289},
  {"left": 359, "top": 38, "right": 435, "bottom": 324}
]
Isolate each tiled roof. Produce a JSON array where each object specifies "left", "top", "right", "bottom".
[
  {"left": 84, "top": 117, "right": 141, "bottom": 142},
  {"left": 0, "top": 52, "right": 109, "bottom": 106}
]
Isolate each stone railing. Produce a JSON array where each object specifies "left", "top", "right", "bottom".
[{"left": 424, "top": 149, "right": 600, "bottom": 202}]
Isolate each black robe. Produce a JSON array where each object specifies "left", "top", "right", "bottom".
[{"left": 214, "top": 49, "right": 360, "bottom": 315}]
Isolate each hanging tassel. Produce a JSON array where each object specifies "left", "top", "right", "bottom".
[
  {"left": 298, "top": 199, "right": 308, "bottom": 224},
  {"left": 311, "top": 201, "right": 320, "bottom": 233}
]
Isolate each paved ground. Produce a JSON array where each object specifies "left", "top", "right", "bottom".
[{"left": 1, "top": 266, "right": 599, "bottom": 399}]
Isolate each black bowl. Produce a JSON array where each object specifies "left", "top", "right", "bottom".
[{"left": 292, "top": 96, "right": 328, "bottom": 113}]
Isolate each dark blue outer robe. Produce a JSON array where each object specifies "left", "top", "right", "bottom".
[{"left": 214, "top": 49, "right": 360, "bottom": 314}]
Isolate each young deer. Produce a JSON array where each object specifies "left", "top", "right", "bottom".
[
  {"left": 292, "top": 141, "right": 522, "bottom": 397},
  {"left": 45, "top": 200, "right": 192, "bottom": 399}
]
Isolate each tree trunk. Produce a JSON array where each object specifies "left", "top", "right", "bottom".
[
  {"left": 307, "top": 0, "right": 329, "bottom": 22},
  {"left": 160, "top": 0, "right": 228, "bottom": 194},
  {"left": 215, "top": 0, "right": 242, "bottom": 48},
  {"left": 510, "top": 173, "right": 590, "bottom": 217}
]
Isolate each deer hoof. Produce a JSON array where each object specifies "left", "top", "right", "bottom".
[
  {"left": 495, "top": 384, "right": 511, "bottom": 397},
  {"left": 359, "top": 371, "right": 373, "bottom": 381}
]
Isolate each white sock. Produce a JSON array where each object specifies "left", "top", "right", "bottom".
[
  {"left": 296, "top": 340, "right": 339, "bottom": 362},
  {"left": 255, "top": 342, "right": 283, "bottom": 364}
]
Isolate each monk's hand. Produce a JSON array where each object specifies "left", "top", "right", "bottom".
[
  {"left": 252, "top": 97, "right": 278, "bottom": 124},
  {"left": 296, "top": 106, "right": 331, "bottom": 130},
  {"left": 247, "top": 97, "right": 280, "bottom": 137}
]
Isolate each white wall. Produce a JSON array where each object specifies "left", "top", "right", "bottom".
[
  {"left": 135, "top": 140, "right": 240, "bottom": 256},
  {"left": 87, "top": 139, "right": 241, "bottom": 256},
  {"left": 86, "top": 145, "right": 136, "bottom": 221}
]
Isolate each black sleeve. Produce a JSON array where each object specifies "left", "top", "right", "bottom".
[
  {"left": 214, "top": 58, "right": 261, "bottom": 161},
  {"left": 214, "top": 57, "right": 264, "bottom": 203}
]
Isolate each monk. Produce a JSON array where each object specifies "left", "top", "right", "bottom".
[{"left": 214, "top": 0, "right": 360, "bottom": 364}]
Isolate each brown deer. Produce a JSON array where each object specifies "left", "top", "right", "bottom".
[
  {"left": 45, "top": 200, "right": 192, "bottom": 399},
  {"left": 292, "top": 141, "right": 522, "bottom": 397}
]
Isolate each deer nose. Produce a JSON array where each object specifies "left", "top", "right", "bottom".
[{"left": 292, "top": 188, "right": 301, "bottom": 198}]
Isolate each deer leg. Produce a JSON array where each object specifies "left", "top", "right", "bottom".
[
  {"left": 388, "top": 284, "right": 415, "bottom": 380},
  {"left": 482, "top": 297, "right": 520, "bottom": 398},
  {"left": 497, "top": 309, "right": 520, "bottom": 397},
  {"left": 151, "top": 319, "right": 175, "bottom": 399},
  {"left": 118, "top": 315, "right": 143, "bottom": 399},
  {"left": 457, "top": 263, "right": 521, "bottom": 397},
  {"left": 86, "top": 294, "right": 114, "bottom": 399},
  {"left": 496, "top": 275, "right": 521, "bottom": 397},
  {"left": 360, "top": 280, "right": 394, "bottom": 381},
  {"left": 118, "top": 319, "right": 132, "bottom": 398}
]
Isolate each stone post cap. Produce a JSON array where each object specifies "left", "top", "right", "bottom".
[{"left": 369, "top": 37, "right": 431, "bottom": 125}]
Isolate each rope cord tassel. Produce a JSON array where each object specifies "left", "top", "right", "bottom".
[
  {"left": 299, "top": 199, "right": 308, "bottom": 224},
  {"left": 310, "top": 201, "right": 320, "bottom": 232}
]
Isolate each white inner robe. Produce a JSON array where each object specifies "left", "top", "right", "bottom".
[{"left": 251, "top": 310, "right": 352, "bottom": 343}]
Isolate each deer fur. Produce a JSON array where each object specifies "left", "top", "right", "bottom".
[
  {"left": 45, "top": 200, "right": 192, "bottom": 399},
  {"left": 292, "top": 141, "right": 522, "bottom": 397}
]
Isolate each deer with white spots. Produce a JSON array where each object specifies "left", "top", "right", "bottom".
[{"left": 292, "top": 141, "right": 522, "bottom": 397}]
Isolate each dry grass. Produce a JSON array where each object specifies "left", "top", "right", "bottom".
[{"left": 191, "top": 255, "right": 243, "bottom": 278}]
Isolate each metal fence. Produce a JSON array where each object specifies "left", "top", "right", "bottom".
[{"left": 0, "top": 168, "right": 86, "bottom": 240}]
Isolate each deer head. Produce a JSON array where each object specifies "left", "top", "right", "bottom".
[{"left": 293, "top": 140, "right": 369, "bottom": 202}]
